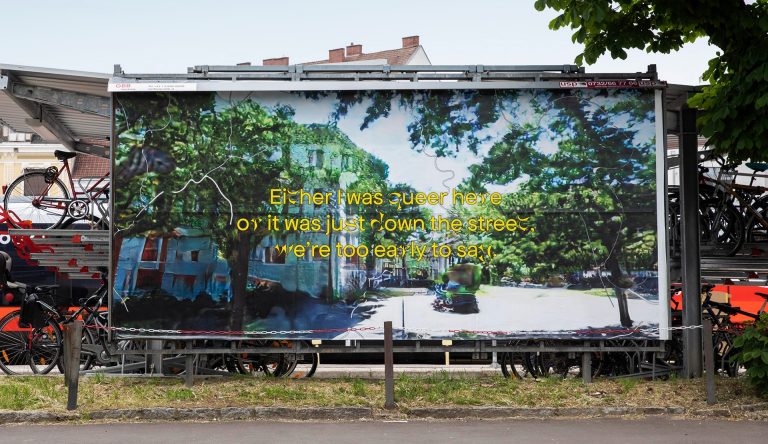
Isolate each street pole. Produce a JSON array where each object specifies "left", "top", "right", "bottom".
[{"left": 679, "top": 106, "right": 702, "bottom": 378}]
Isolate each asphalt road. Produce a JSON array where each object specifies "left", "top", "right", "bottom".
[{"left": 1, "top": 419, "right": 765, "bottom": 444}]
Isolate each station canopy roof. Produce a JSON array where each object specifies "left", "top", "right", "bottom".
[{"left": 0, "top": 63, "right": 110, "bottom": 157}]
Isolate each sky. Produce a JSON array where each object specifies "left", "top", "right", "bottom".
[
  {"left": 1, "top": 0, "right": 717, "bottom": 85},
  {"left": 235, "top": 90, "right": 656, "bottom": 200}
]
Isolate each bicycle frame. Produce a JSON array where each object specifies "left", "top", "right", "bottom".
[
  {"left": 33, "top": 157, "right": 110, "bottom": 220},
  {"left": 700, "top": 167, "right": 768, "bottom": 231}
]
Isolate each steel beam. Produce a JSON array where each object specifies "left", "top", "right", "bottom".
[
  {"left": 74, "top": 142, "right": 110, "bottom": 158},
  {"left": 10, "top": 81, "right": 110, "bottom": 117},
  {"left": 1, "top": 73, "right": 75, "bottom": 148},
  {"left": 679, "top": 106, "right": 703, "bottom": 378}
]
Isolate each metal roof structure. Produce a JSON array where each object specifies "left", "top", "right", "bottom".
[
  {"left": 0, "top": 62, "right": 699, "bottom": 161},
  {"left": 0, "top": 64, "right": 111, "bottom": 157}
]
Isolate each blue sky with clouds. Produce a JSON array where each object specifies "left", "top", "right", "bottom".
[{"left": 230, "top": 90, "right": 656, "bottom": 198}]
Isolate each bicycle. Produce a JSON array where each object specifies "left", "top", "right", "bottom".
[
  {"left": 0, "top": 274, "right": 110, "bottom": 375},
  {"left": 699, "top": 284, "right": 766, "bottom": 377},
  {"left": 698, "top": 156, "right": 768, "bottom": 255},
  {"left": 2, "top": 150, "right": 109, "bottom": 230}
]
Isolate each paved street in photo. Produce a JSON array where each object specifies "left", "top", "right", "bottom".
[{"left": 351, "top": 286, "right": 660, "bottom": 339}]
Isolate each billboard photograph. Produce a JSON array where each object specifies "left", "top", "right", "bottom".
[{"left": 112, "top": 86, "right": 665, "bottom": 339}]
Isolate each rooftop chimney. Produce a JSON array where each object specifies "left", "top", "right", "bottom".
[
  {"left": 263, "top": 57, "right": 289, "bottom": 66},
  {"left": 329, "top": 48, "right": 345, "bottom": 63},
  {"left": 346, "top": 43, "right": 363, "bottom": 56},
  {"left": 402, "top": 35, "right": 419, "bottom": 48}
]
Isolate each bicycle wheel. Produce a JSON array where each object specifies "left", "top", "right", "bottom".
[
  {"left": 79, "top": 327, "right": 96, "bottom": 371},
  {"left": 3, "top": 172, "right": 70, "bottom": 229},
  {"left": 499, "top": 352, "right": 524, "bottom": 379},
  {"left": 0, "top": 310, "right": 62, "bottom": 375},
  {"left": 0, "top": 310, "right": 25, "bottom": 375},
  {"left": 60, "top": 214, "right": 108, "bottom": 230},
  {"left": 699, "top": 199, "right": 744, "bottom": 257},
  {"left": 746, "top": 196, "right": 768, "bottom": 243},
  {"left": 289, "top": 342, "right": 318, "bottom": 378}
]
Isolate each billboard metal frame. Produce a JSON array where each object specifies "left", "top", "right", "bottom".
[{"left": 108, "top": 64, "right": 670, "bottom": 352}]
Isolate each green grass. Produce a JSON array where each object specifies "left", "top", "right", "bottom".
[
  {"left": 0, "top": 384, "right": 34, "bottom": 409},
  {"left": 0, "top": 374, "right": 763, "bottom": 414},
  {"left": 165, "top": 388, "right": 195, "bottom": 401}
]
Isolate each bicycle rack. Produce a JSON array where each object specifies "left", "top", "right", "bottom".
[{"left": 8, "top": 229, "right": 109, "bottom": 279}]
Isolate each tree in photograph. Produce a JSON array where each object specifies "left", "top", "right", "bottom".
[
  {"left": 463, "top": 90, "right": 657, "bottom": 326},
  {"left": 533, "top": 0, "right": 768, "bottom": 161},
  {"left": 115, "top": 94, "right": 306, "bottom": 329}
]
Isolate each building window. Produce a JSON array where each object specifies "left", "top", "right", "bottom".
[
  {"left": 314, "top": 150, "right": 324, "bottom": 169},
  {"left": 136, "top": 269, "right": 162, "bottom": 289},
  {"left": 141, "top": 238, "right": 160, "bottom": 261}
]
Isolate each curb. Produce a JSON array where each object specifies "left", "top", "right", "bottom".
[
  {"left": 0, "top": 404, "right": 766, "bottom": 424},
  {"left": 87, "top": 407, "right": 372, "bottom": 421}
]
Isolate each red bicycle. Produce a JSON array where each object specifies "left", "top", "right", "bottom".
[{"left": 2, "top": 150, "right": 109, "bottom": 229}]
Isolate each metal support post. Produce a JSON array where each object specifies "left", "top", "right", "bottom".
[
  {"left": 679, "top": 106, "right": 703, "bottom": 378},
  {"left": 703, "top": 318, "right": 716, "bottom": 404},
  {"left": 149, "top": 339, "right": 164, "bottom": 375},
  {"left": 63, "top": 320, "right": 83, "bottom": 410},
  {"left": 384, "top": 321, "right": 395, "bottom": 409}
]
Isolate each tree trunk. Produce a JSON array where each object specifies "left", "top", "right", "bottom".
[
  {"left": 229, "top": 231, "right": 252, "bottom": 331},
  {"left": 605, "top": 255, "right": 632, "bottom": 328}
]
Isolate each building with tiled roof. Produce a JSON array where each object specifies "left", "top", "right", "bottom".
[{"left": 262, "top": 35, "right": 431, "bottom": 66}]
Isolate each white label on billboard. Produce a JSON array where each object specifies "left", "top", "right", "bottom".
[{"left": 109, "top": 82, "right": 198, "bottom": 92}]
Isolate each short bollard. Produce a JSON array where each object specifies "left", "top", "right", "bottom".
[
  {"left": 63, "top": 320, "right": 83, "bottom": 410},
  {"left": 703, "top": 318, "right": 717, "bottom": 404},
  {"left": 384, "top": 321, "right": 395, "bottom": 409},
  {"left": 184, "top": 341, "right": 195, "bottom": 388}
]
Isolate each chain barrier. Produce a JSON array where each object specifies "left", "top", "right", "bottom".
[{"left": 88, "top": 325, "right": 378, "bottom": 336}]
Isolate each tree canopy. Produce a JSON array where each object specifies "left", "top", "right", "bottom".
[{"left": 534, "top": 0, "right": 768, "bottom": 161}]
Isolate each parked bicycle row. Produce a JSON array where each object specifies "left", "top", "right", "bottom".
[
  {"left": 669, "top": 152, "right": 768, "bottom": 257},
  {"left": 0, "top": 272, "right": 318, "bottom": 377}
]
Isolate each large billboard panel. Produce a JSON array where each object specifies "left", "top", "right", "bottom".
[{"left": 112, "top": 85, "right": 667, "bottom": 339}]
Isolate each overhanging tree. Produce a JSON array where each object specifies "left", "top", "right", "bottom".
[{"left": 533, "top": 0, "right": 768, "bottom": 161}]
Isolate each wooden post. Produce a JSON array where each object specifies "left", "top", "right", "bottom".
[
  {"left": 703, "top": 318, "right": 716, "bottom": 404},
  {"left": 184, "top": 341, "right": 194, "bottom": 388},
  {"left": 582, "top": 341, "right": 592, "bottom": 384},
  {"left": 63, "top": 320, "right": 83, "bottom": 410},
  {"left": 384, "top": 321, "right": 395, "bottom": 409}
]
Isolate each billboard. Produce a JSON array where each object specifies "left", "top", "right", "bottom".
[{"left": 111, "top": 84, "right": 667, "bottom": 339}]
